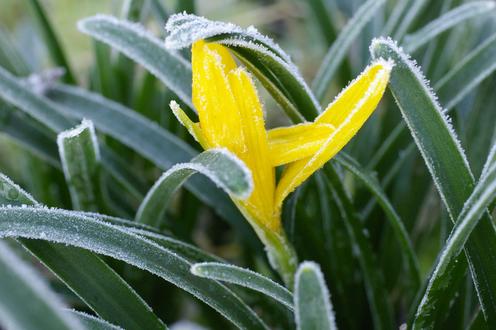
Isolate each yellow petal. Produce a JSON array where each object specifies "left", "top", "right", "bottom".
[
  {"left": 228, "top": 67, "right": 277, "bottom": 230},
  {"left": 268, "top": 123, "right": 335, "bottom": 166},
  {"left": 170, "top": 100, "right": 209, "bottom": 149},
  {"left": 274, "top": 59, "right": 393, "bottom": 213},
  {"left": 191, "top": 40, "right": 244, "bottom": 153}
]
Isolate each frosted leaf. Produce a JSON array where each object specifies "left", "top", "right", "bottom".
[
  {"left": 165, "top": 13, "right": 291, "bottom": 63},
  {"left": 370, "top": 37, "right": 473, "bottom": 180}
]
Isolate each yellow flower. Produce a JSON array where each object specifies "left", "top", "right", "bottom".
[{"left": 171, "top": 39, "right": 392, "bottom": 285}]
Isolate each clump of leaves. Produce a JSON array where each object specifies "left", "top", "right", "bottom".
[{"left": 0, "top": 0, "right": 495, "bottom": 329}]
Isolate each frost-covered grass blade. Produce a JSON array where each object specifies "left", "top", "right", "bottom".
[
  {"left": 191, "top": 262, "right": 293, "bottom": 310},
  {"left": 136, "top": 148, "right": 253, "bottom": 228},
  {"left": 294, "top": 262, "right": 337, "bottom": 330}
]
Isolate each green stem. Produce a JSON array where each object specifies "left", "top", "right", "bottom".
[{"left": 235, "top": 202, "right": 298, "bottom": 288}]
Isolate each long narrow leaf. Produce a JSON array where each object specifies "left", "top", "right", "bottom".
[
  {"left": 191, "top": 262, "right": 293, "bottom": 310},
  {"left": 371, "top": 37, "right": 496, "bottom": 327},
  {"left": 57, "top": 119, "right": 102, "bottom": 211},
  {"left": 164, "top": 13, "right": 320, "bottom": 121},
  {"left": 0, "top": 206, "right": 269, "bottom": 330},
  {"left": 0, "top": 173, "right": 167, "bottom": 330},
  {"left": 136, "top": 149, "right": 252, "bottom": 228},
  {"left": 67, "top": 311, "right": 122, "bottom": 330},
  {"left": 78, "top": 15, "right": 192, "bottom": 108},
  {"left": 311, "top": 0, "right": 386, "bottom": 102},
  {"left": 414, "top": 159, "right": 496, "bottom": 329},
  {"left": 0, "top": 241, "right": 83, "bottom": 330},
  {"left": 403, "top": 1, "right": 496, "bottom": 52},
  {"left": 294, "top": 261, "right": 337, "bottom": 330}
]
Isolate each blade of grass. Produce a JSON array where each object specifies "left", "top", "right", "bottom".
[
  {"left": 0, "top": 173, "right": 167, "bottom": 330},
  {"left": 403, "top": 1, "right": 496, "bottom": 53},
  {"left": 191, "top": 262, "right": 293, "bottom": 310},
  {"left": 57, "top": 120, "right": 103, "bottom": 212},
  {"left": 294, "top": 261, "right": 337, "bottom": 330},
  {"left": 371, "top": 37, "right": 496, "bottom": 327},
  {"left": 136, "top": 149, "right": 252, "bottom": 228},
  {"left": 67, "top": 311, "right": 122, "bottom": 330},
  {"left": 311, "top": 0, "right": 386, "bottom": 103},
  {"left": 414, "top": 158, "right": 496, "bottom": 329},
  {"left": 393, "top": 0, "right": 428, "bottom": 41},
  {"left": 324, "top": 165, "right": 394, "bottom": 330},
  {"left": 0, "top": 206, "right": 270, "bottom": 330},
  {"left": 27, "top": 0, "right": 76, "bottom": 84},
  {"left": 0, "top": 241, "right": 83, "bottom": 330},
  {"left": 78, "top": 15, "right": 192, "bottom": 109}
]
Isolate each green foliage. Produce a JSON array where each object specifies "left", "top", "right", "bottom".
[{"left": 0, "top": 0, "right": 495, "bottom": 329}]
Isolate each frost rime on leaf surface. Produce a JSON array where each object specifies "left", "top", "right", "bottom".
[{"left": 164, "top": 13, "right": 321, "bottom": 116}]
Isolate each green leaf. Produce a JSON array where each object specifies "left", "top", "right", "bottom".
[
  {"left": 435, "top": 32, "right": 496, "bottom": 110},
  {"left": 164, "top": 13, "right": 320, "bottom": 121},
  {"left": 413, "top": 152, "right": 496, "bottom": 329},
  {"left": 78, "top": 15, "right": 192, "bottom": 109},
  {"left": 311, "top": 0, "right": 386, "bottom": 102},
  {"left": 191, "top": 262, "right": 293, "bottom": 310},
  {"left": 0, "top": 241, "right": 83, "bottom": 330},
  {"left": 67, "top": 310, "right": 122, "bottom": 330},
  {"left": 324, "top": 165, "right": 394, "bottom": 330},
  {"left": 136, "top": 149, "right": 253, "bottom": 228},
  {"left": 334, "top": 153, "right": 420, "bottom": 291},
  {"left": 57, "top": 119, "right": 103, "bottom": 211},
  {"left": 27, "top": 0, "right": 76, "bottom": 84},
  {"left": 0, "top": 206, "right": 269, "bottom": 330},
  {"left": 294, "top": 261, "right": 337, "bottom": 330},
  {"left": 371, "top": 37, "right": 496, "bottom": 327},
  {"left": 0, "top": 173, "right": 167, "bottom": 330},
  {"left": 369, "top": 33, "right": 496, "bottom": 173},
  {"left": 403, "top": 1, "right": 496, "bottom": 53},
  {"left": 305, "top": 0, "right": 337, "bottom": 45}
]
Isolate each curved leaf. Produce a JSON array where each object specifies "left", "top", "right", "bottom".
[
  {"left": 67, "top": 310, "right": 123, "bottom": 330},
  {"left": 294, "top": 261, "right": 337, "bottom": 330},
  {"left": 0, "top": 241, "right": 83, "bottom": 330},
  {"left": 78, "top": 15, "right": 192, "bottom": 108},
  {"left": 0, "top": 206, "right": 269, "bottom": 330},
  {"left": 191, "top": 262, "right": 293, "bottom": 310},
  {"left": 164, "top": 13, "right": 320, "bottom": 121},
  {"left": 0, "top": 173, "right": 166, "bottom": 330},
  {"left": 371, "top": 37, "right": 496, "bottom": 327},
  {"left": 136, "top": 149, "right": 252, "bottom": 227}
]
